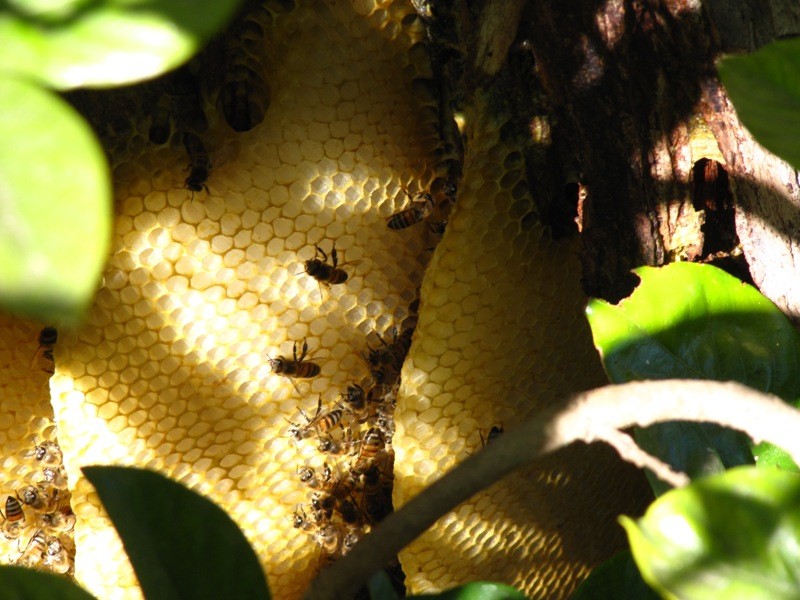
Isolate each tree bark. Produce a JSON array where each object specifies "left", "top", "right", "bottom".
[{"left": 514, "top": 0, "right": 800, "bottom": 315}]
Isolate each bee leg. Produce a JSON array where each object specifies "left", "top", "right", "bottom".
[
  {"left": 315, "top": 245, "right": 327, "bottom": 262},
  {"left": 292, "top": 340, "right": 299, "bottom": 362},
  {"left": 331, "top": 244, "right": 338, "bottom": 268},
  {"left": 298, "top": 339, "right": 309, "bottom": 362}
]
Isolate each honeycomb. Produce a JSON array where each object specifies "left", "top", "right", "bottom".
[
  {"left": 394, "top": 95, "right": 647, "bottom": 594},
  {"left": 0, "top": 321, "right": 74, "bottom": 573},
  {"left": 0, "top": 1, "right": 648, "bottom": 598}
]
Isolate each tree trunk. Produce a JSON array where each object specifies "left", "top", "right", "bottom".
[{"left": 491, "top": 0, "right": 800, "bottom": 315}]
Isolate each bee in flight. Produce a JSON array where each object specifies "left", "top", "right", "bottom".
[
  {"left": 269, "top": 338, "right": 320, "bottom": 393},
  {"left": 386, "top": 190, "right": 435, "bottom": 230},
  {"left": 182, "top": 132, "right": 212, "bottom": 194}
]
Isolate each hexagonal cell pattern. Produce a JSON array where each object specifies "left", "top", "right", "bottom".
[
  {"left": 393, "top": 99, "right": 648, "bottom": 597},
  {"left": 0, "top": 2, "right": 651, "bottom": 600},
  {"left": 49, "top": 2, "right": 438, "bottom": 599},
  {"left": 0, "top": 319, "right": 73, "bottom": 573}
]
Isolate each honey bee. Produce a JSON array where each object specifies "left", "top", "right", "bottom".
[
  {"left": 40, "top": 505, "right": 76, "bottom": 534},
  {"left": 374, "top": 412, "right": 395, "bottom": 439},
  {"left": 292, "top": 505, "right": 316, "bottom": 532},
  {"left": 317, "top": 431, "right": 352, "bottom": 457},
  {"left": 42, "top": 538, "right": 71, "bottom": 574},
  {"left": 362, "top": 464, "right": 391, "bottom": 523},
  {"left": 311, "top": 491, "right": 336, "bottom": 522},
  {"left": 336, "top": 497, "right": 361, "bottom": 527},
  {"left": 170, "top": 67, "right": 208, "bottom": 135},
  {"left": 303, "top": 243, "right": 350, "bottom": 287},
  {"left": 362, "top": 327, "right": 413, "bottom": 384},
  {"left": 147, "top": 66, "right": 207, "bottom": 145},
  {"left": 182, "top": 132, "right": 211, "bottom": 193},
  {"left": 288, "top": 397, "right": 343, "bottom": 442},
  {"left": 16, "top": 529, "right": 46, "bottom": 566},
  {"left": 30, "top": 327, "right": 57, "bottom": 372},
  {"left": 312, "top": 523, "right": 342, "bottom": 556},
  {"left": 341, "top": 383, "right": 369, "bottom": 423},
  {"left": 342, "top": 531, "right": 359, "bottom": 556},
  {"left": 17, "top": 485, "right": 49, "bottom": 512},
  {"left": 386, "top": 190, "right": 435, "bottom": 230},
  {"left": 32, "top": 440, "right": 63, "bottom": 466},
  {"left": 427, "top": 219, "right": 448, "bottom": 236},
  {"left": 220, "top": 62, "right": 271, "bottom": 133},
  {"left": 351, "top": 427, "right": 385, "bottom": 474},
  {"left": 297, "top": 462, "right": 335, "bottom": 489},
  {"left": 297, "top": 464, "right": 320, "bottom": 488},
  {"left": 480, "top": 424, "right": 505, "bottom": 447},
  {"left": 367, "top": 383, "right": 393, "bottom": 405},
  {"left": 40, "top": 466, "right": 69, "bottom": 491},
  {"left": 270, "top": 338, "right": 321, "bottom": 381},
  {"left": 1, "top": 495, "right": 25, "bottom": 539}
]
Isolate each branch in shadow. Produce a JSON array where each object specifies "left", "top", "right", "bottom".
[{"left": 304, "top": 379, "right": 800, "bottom": 600}]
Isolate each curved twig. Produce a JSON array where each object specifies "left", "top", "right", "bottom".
[{"left": 304, "top": 379, "right": 800, "bottom": 600}]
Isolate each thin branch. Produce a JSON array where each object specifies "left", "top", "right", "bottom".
[
  {"left": 594, "top": 427, "right": 690, "bottom": 488},
  {"left": 303, "top": 380, "right": 800, "bottom": 600}
]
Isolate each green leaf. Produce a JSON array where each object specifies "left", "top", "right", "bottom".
[
  {"left": 0, "top": 78, "right": 111, "bottom": 323},
  {"left": 0, "top": 566, "right": 98, "bottom": 599},
  {"left": 586, "top": 262, "right": 800, "bottom": 492},
  {"left": 0, "top": 0, "right": 243, "bottom": 89},
  {"left": 408, "top": 582, "right": 527, "bottom": 599},
  {"left": 368, "top": 570, "right": 402, "bottom": 600},
  {"left": 572, "top": 550, "right": 661, "bottom": 600},
  {"left": 622, "top": 466, "right": 800, "bottom": 600},
  {"left": 83, "top": 466, "right": 270, "bottom": 600},
  {"left": 718, "top": 38, "right": 800, "bottom": 171}
]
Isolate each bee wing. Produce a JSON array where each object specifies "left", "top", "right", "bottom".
[{"left": 208, "top": 142, "right": 238, "bottom": 174}]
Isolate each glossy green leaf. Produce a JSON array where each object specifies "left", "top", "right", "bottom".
[
  {"left": 586, "top": 262, "right": 800, "bottom": 492},
  {"left": 83, "top": 466, "right": 270, "bottom": 600},
  {"left": 409, "top": 582, "right": 527, "bottom": 600},
  {"left": 0, "top": 566, "right": 98, "bottom": 599},
  {"left": 622, "top": 466, "right": 800, "bottom": 600},
  {"left": 718, "top": 38, "right": 800, "bottom": 171},
  {"left": 0, "top": 0, "right": 243, "bottom": 89},
  {"left": 0, "top": 78, "right": 111, "bottom": 323},
  {"left": 572, "top": 550, "right": 661, "bottom": 600}
]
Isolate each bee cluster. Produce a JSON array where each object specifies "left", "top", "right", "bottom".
[
  {"left": 281, "top": 323, "right": 415, "bottom": 568},
  {"left": 0, "top": 440, "right": 75, "bottom": 575},
  {"left": 282, "top": 180, "right": 454, "bottom": 573},
  {"left": 97, "top": 0, "right": 283, "bottom": 197}
]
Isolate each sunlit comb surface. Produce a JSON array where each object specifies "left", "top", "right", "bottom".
[{"left": 0, "top": 1, "right": 648, "bottom": 599}]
